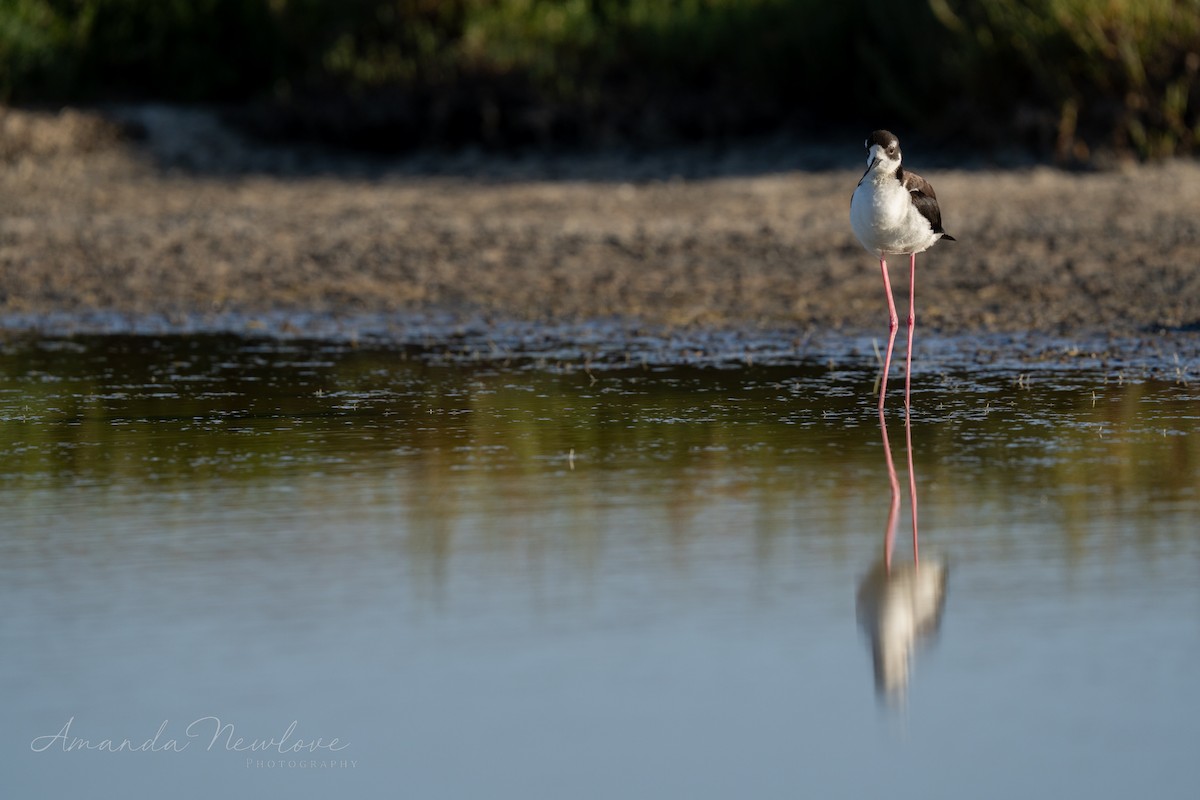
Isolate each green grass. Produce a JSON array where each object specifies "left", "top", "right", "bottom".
[
  {"left": 1, "top": 0, "right": 1197, "bottom": 158},
  {"left": 936, "top": 0, "right": 1200, "bottom": 158}
]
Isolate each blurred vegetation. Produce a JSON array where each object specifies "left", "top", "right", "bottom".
[{"left": 0, "top": 0, "right": 1198, "bottom": 159}]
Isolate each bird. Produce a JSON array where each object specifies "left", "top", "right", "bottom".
[{"left": 850, "top": 130, "right": 954, "bottom": 414}]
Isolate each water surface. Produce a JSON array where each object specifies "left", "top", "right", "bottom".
[{"left": 1, "top": 334, "right": 1197, "bottom": 799}]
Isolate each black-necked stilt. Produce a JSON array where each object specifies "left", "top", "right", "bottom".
[{"left": 850, "top": 130, "right": 954, "bottom": 414}]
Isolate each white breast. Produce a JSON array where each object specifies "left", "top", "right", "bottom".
[{"left": 851, "top": 175, "right": 940, "bottom": 257}]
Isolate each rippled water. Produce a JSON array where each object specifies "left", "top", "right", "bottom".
[{"left": 2, "top": 333, "right": 1197, "bottom": 799}]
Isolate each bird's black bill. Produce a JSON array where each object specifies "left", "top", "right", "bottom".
[{"left": 859, "top": 156, "right": 876, "bottom": 183}]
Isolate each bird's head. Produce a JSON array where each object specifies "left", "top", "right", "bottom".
[{"left": 864, "top": 130, "right": 902, "bottom": 175}]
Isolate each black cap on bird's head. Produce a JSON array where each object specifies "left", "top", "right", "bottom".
[{"left": 866, "top": 130, "right": 899, "bottom": 149}]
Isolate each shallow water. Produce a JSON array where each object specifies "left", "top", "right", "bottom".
[{"left": 1, "top": 333, "right": 1197, "bottom": 799}]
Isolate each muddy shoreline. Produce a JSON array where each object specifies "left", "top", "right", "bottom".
[{"left": 3, "top": 107, "right": 1200, "bottom": 363}]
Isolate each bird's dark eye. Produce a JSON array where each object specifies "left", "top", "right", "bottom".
[{"left": 888, "top": 145, "right": 897, "bottom": 154}]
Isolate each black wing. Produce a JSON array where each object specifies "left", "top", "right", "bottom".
[{"left": 900, "top": 168, "right": 954, "bottom": 240}]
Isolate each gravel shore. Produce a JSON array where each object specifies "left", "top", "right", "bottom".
[{"left": 3, "top": 107, "right": 1200, "bottom": 341}]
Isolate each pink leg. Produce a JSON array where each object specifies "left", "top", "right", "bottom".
[
  {"left": 905, "top": 253, "right": 919, "bottom": 563},
  {"left": 878, "top": 257, "right": 899, "bottom": 413},
  {"left": 878, "top": 256, "right": 901, "bottom": 571},
  {"left": 904, "top": 253, "right": 916, "bottom": 415}
]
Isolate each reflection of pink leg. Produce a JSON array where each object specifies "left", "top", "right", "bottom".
[
  {"left": 905, "top": 398, "right": 919, "bottom": 565},
  {"left": 880, "top": 408, "right": 901, "bottom": 572},
  {"left": 906, "top": 254, "right": 919, "bottom": 564},
  {"left": 879, "top": 256, "right": 901, "bottom": 571}
]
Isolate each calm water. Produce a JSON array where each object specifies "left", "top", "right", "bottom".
[{"left": 1, "top": 333, "right": 1197, "bottom": 799}]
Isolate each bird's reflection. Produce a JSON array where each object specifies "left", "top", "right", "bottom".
[{"left": 856, "top": 401, "right": 948, "bottom": 703}]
